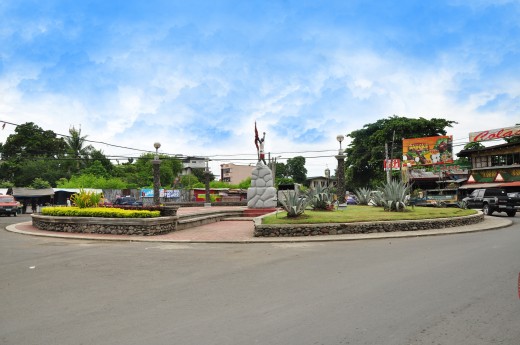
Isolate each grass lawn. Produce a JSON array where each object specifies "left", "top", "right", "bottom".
[{"left": 262, "top": 205, "right": 477, "bottom": 224}]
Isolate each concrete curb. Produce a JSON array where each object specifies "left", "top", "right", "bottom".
[{"left": 4, "top": 215, "right": 514, "bottom": 244}]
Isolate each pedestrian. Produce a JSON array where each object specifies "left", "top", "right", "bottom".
[{"left": 66, "top": 198, "right": 71, "bottom": 207}]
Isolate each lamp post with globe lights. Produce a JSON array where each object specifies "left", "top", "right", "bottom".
[
  {"left": 335, "top": 135, "right": 346, "bottom": 206},
  {"left": 152, "top": 142, "right": 161, "bottom": 206}
]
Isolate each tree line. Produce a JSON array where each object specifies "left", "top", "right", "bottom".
[{"left": 1, "top": 116, "right": 491, "bottom": 190}]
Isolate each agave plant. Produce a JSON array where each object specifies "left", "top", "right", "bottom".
[
  {"left": 279, "top": 190, "right": 310, "bottom": 217},
  {"left": 378, "top": 180, "right": 411, "bottom": 212},
  {"left": 308, "top": 185, "right": 334, "bottom": 210},
  {"left": 369, "top": 190, "right": 385, "bottom": 207},
  {"left": 354, "top": 187, "right": 372, "bottom": 205}
]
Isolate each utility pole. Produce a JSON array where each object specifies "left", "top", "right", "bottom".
[{"left": 385, "top": 142, "right": 391, "bottom": 183}]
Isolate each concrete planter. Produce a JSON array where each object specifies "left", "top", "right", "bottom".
[
  {"left": 254, "top": 213, "right": 484, "bottom": 237},
  {"left": 32, "top": 214, "right": 178, "bottom": 236}
]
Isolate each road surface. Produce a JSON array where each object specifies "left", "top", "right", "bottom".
[{"left": 1, "top": 214, "right": 519, "bottom": 345}]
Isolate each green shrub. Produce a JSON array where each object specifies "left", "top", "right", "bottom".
[
  {"left": 379, "top": 180, "right": 411, "bottom": 212},
  {"left": 42, "top": 206, "right": 160, "bottom": 218},
  {"left": 354, "top": 187, "right": 372, "bottom": 205},
  {"left": 308, "top": 185, "right": 334, "bottom": 210},
  {"left": 279, "top": 190, "right": 310, "bottom": 217},
  {"left": 70, "top": 189, "right": 103, "bottom": 208}
]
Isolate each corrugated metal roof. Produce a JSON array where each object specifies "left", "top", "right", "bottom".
[
  {"left": 12, "top": 188, "right": 55, "bottom": 197},
  {"left": 53, "top": 188, "right": 103, "bottom": 193}
]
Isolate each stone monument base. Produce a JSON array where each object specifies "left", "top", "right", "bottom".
[{"left": 243, "top": 208, "right": 277, "bottom": 218}]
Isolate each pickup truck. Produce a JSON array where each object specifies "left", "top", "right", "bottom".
[
  {"left": 462, "top": 188, "right": 520, "bottom": 217},
  {"left": 113, "top": 196, "right": 143, "bottom": 207},
  {"left": 0, "top": 195, "right": 19, "bottom": 216}
]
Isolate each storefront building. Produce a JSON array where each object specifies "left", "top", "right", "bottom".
[{"left": 457, "top": 141, "right": 520, "bottom": 193}]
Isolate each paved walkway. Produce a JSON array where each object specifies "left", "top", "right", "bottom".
[{"left": 5, "top": 206, "right": 514, "bottom": 243}]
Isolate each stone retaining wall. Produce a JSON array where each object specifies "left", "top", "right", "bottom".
[
  {"left": 32, "top": 214, "right": 178, "bottom": 236},
  {"left": 254, "top": 213, "right": 484, "bottom": 237}
]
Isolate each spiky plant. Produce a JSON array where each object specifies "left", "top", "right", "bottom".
[
  {"left": 369, "top": 190, "right": 385, "bottom": 207},
  {"left": 354, "top": 187, "right": 372, "bottom": 205},
  {"left": 70, "top": 189, "right": 103, "bottom": 208},
  {"left": 379, "top": 180, "right": 411, "bottom": 212},
  {"left": 279, "top": 190, "right": 310, "bottom": 217},
  {"left": 308, "top": 185, "right": 334, "bottom": 210}
]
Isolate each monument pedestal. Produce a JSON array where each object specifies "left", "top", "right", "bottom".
[
  {"left": 247, "top": 162, "right": 277, "bottom": 209},
  {"left": 243, "top": 208, "right": 277, "bottom": 217}
]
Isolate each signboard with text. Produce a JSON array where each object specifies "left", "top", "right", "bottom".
[
  {"left": 402, "top": 135, "right": 453, "bottom": 166},
  {"left": 384, "top": 159, "right": 401, "bottom": 171},
  {"left": 469, "top": 125, "right": 520, "bottom": 142}
]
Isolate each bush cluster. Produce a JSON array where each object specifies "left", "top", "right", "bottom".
[{"left": 42, "top": 207, "right": 160, "bottom": 218}]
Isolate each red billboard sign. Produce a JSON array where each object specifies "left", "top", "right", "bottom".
[
  {"left": 384, "top": 159, "right": 401, "bottom": 171},
  {"left": 469, "top": 125, "right": 520, "bottom": 142}
]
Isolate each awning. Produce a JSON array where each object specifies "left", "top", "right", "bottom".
[
  {"left": 498, "top": 181, "right": 520, "bottom": 187},
  {"left": 53, "top": 188, "right": 103, "bottom": 194},
  {"left": 12, "top": 188, "right": 55, "bottom": 197},
  {"left": 458, "top": 183, "right": 501, "bottom": 189}
]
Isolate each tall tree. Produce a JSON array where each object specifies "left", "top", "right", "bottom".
[
  {"left": 0, "top": 122, "right": 67, "bottom": 186},
  {"left": 286, "top": 156, "right": 307, "bottom": 184},
  {"left": 274, "top": 162, "right": 288, "bottom": 179},
  {"left": 64, "top": 126, "right": 93, "bottom": 173},
  {"left": 87, "top": 149, "right": 114, "bottom": 175},
  {"left": 345, "top": 116, "right": 456, "bottom": 189},
  {"left": 0, "top": 122, "right": 66, "bottom": 159}
]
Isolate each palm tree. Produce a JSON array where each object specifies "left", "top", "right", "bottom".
[{"left": 65, "top": 126, "right": 93, "bottom": 173}]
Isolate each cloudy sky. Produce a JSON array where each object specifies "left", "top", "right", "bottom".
[{"left": 1, "top": 0, "right": 519, "bottom": 177}]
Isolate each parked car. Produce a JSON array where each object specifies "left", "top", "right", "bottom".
[
  {"left": 346, "top": 196, "right": 358, "bottom": 205},
  {"left": 113, "top": 196, "right": 143, "bottom": 206},
  {"left": 0, "top": 195, "right": 19, "bottom": 216},
  {"left": 462, "top": 188, "right": 520, "bottom": 216}
]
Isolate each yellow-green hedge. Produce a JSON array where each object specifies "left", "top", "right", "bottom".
[{"left": 42, "top": 207, "right": 161, "bottom": 218}]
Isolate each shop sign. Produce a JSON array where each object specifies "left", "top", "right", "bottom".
[
  {"left": 384, "top": 159, "right": 401, "bottom": 171},
  {"left": 469, "top": 125, "right": 520, "bottom": 142}
]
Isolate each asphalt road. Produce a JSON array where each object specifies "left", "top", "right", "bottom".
[{"left": 1, "top": 214, "right": 519, "bottom": 345}]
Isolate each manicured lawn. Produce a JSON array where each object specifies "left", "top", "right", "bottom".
[{"left": 262, "top": 205, "right": 477, "bottom": 224}]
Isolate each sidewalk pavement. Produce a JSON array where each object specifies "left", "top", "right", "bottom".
[{"left": 5, "top": 207, "right": 514, "bottom": 243}]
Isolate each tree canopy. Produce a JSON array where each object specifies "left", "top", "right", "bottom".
[
  {"left": 285, "top": 156, "right": 307, "bottom": 184},
  {"left": 344, "top": 116, "right": 456, "bottom": 189}
]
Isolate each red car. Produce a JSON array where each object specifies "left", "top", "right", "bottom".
[{"left": 0, "top": 195, "right": 19, "bottom": 216}]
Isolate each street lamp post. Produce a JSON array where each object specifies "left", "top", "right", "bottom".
[
  {"left": 152, "top": 142, "right": 161, "bottom": 206},
  {"left": 335, "top": 135, "right": 346, "bottom": 205},
  {"left": 205, "top": 158, "right": 211, "bottom": 206}
]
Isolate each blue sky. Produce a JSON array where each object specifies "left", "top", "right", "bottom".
[{"left": 1, "top": 0, "right": 519, "bottom": 177}]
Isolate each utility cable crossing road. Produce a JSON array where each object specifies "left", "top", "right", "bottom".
[{"left": 1, "top": 214, "right": 519, "bottom": 345}]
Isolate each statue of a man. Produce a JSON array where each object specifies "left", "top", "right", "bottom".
[{"left": 254, "top": 122, "right": 267, "bottom": 165}]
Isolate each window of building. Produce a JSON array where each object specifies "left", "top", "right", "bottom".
[{"left": 473, "top": 156, "right": 488, "bottom": 168}]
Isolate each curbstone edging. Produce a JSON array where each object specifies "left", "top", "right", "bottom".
[{"left": 254, "top": 212, "right": 484, "bottom": 237}]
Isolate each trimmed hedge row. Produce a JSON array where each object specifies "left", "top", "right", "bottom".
[{"left": 42, "top": 207, "right": 161, "bottom": 218}]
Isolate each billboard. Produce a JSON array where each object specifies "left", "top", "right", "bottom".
[
  {"left": 402, "top": 135, "right": 453, "bottom": 166},
  {"left": 140, "top": 189, "right": 180, "bottom": 198},
  {"left": 469, "top": 125, "right": 520, "bottom": 142}
]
